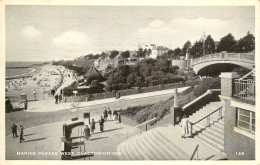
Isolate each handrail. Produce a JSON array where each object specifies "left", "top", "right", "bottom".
[
  {"left": 191, "top": 107, "right": 222, "bottom": 126},
  {"left": 189, "top": 107, "right": 222, "bottom": 136},
  {"left": 182, "top": 89, "right": 220, "bottom": 110},
  {"left": 190, "top": 144, "right": 199, "bottom": 160},
  {"left": 134, "top": 118, "right": 157, "bottom": 128},
  {"left": 238, "top": 68, "right": 255, "bottom": 81}
]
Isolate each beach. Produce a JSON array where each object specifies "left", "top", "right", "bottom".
[{"left": 5, "top": 64, "right": 76, "bottom": 103}]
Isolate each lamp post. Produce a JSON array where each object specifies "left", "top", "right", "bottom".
[{"left": 202, "top": 32, "right": 206, "bottom": 56}]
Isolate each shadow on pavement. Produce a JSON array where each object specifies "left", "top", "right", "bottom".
[
  {"left": 90, "top": 136, "right": 108, "bottom": 141},
  {"left": 95, "top": 127, "right": 123, "bottom": 134},
  {"left": 71, "top": 136, "right": 84, "bottom": 140},
  {"left": 23, "top": 137, "right": 46, "bottom": 143},
  {"left": 23, "top": 133, "right": 36, "bottom": 137}
]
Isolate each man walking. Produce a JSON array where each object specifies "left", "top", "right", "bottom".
[
  {"left": 84, "top": 125, "right": 91, "bottom": 141},
  {"left": 103, "top": 107, "right": 108, "bottom": 121},
  {"left": 99, "top": 116, "right": 105, "bottom": 132},
  {"left": 19, "top": 125, "right": 25, "bottom": 143},
  {"left": 55, "top": 94, "right": 59, "bottom": 104},
  {"left": 11, "top": 123, "right": 18, "bottom": 138}
]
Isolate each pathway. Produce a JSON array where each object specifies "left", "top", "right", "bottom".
[{"left": 26, "top": 86, "right": 190, "bottom": 112}]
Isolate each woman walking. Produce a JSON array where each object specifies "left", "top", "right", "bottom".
[
  {"left": 90, "top": 118, "right": 96, "bottom": 134},
  {"left": 84, "top": 125, "right": 91, "bottom": 141}
]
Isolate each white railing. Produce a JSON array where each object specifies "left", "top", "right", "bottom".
[
  {"left": 234, "top": 79, "right": 255, "bottom": 100},
  {"left": 182, "top": 89, "right": 221, "bottom": 111},
  {"left": 191, "top": 52, "right": 254, "bottom": 65}
]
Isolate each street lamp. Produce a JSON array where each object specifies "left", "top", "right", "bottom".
[{"left": 202, "top": 32, "right": 206, "bottom": 56}]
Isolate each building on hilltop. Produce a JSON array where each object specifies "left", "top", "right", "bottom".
[{"left": 138, "top": 44, "right": 170, "bottom": 59}]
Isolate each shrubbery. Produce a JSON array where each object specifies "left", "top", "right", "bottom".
[
  {"left": 194, "top": 77, "right": 221, "bottom": 97},
  {"left": 105, "top": 58, "right": 190, "bottom": 91}
]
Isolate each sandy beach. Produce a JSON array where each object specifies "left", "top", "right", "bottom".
[{"left": 5, "top": 64, "right": 76, "bottom": 103}]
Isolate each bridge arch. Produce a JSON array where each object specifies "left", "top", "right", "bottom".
[{"left": 191, "top": 53, "right": 254, "bottom": 74}]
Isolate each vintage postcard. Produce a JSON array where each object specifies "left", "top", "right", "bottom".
[{"left": 0, "top": 0, "right": 259, "bottom": 164}]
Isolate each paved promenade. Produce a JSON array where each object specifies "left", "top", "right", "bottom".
[
  {"left": 26, "top": 86, "right": 190, "bottom": 112},
  {"left": 6, "top": 118, "right": 139, "bottom": 160}
]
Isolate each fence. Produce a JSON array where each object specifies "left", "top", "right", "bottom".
[
  {"left": 63, "top": 80, "right": 200, "bottom": 103},
  {"left": 233, "top": 79, "right": 255, "bottom": 101}
]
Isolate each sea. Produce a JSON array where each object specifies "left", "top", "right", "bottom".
[{"left": 5, "top": 61, "right": 44, "bottom": 78}]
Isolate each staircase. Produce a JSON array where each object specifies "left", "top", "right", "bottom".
[
  {"left": 186, "top": 101, "right": 225, "bottom": 154},
  {"left": 117, "top": 101, "right": 226, "bottom": 160}
]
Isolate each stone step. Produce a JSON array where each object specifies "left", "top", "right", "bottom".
[
  {"left": 140, "top": 133, "right": 163, "bottom": 160},
  {"left": 204, "top": 127, "right": 224, "bottom": 141},
  {"left": 195, "top": 134, "right": 224, "bottom": 153},
  {"left": 134, "top": 135, "right": 155, "bottom": 160},
  {"left": 120, "top": 141, "right": 132, "bottom": 160},
  {"left": 132, "top": 136, "right": 150, "bottom": 160},
  {"left": 146, "top": 131, "right": 179, "bottom": 160},
  {"left": 127, "top": 137, "right": 143, "bottom": 160},
  {"left": 142, "top": 132, "right": 171, "bottom": 160},
  {"left": 136, "top": 134, "right": 159, "bottom": 160},
  {"left": 155, "top": 128, "right": 191, "bottom": 160},
  {"left": 199, "top": 130, "right": 224, "bottom": 147}
]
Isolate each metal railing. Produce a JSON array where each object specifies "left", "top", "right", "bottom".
[
  {"left": 77, "top": 125, "right": 86, "bottom": 158},
  {"left": 126, "top": 118, "right": 157, "bottom": 139},
  {"left": 234, "top": 79, "right": 255, "bottom": 100},
  {"left": 190, "top": 144, "right": 199, "bottom": 160},
  {"left": 190, "top": 107, "right": 223, "bottom": 135}
]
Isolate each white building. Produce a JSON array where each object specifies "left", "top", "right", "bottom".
[{"left": 138, "top": 44, "right": 169, "bottom": 59}]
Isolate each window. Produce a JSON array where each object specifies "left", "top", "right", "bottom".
[{"left": 237, "top": 108, "right": 255, "bottom": 133}]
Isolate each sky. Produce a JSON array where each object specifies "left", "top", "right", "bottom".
[{"left": 6, "top": 6, "right": 255, "bottom": 61}]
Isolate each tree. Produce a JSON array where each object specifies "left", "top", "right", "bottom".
[
  {"left": 204, "top": 35, "right": 215, "bottom": 54},
  {"left": 100, "top": 52, "right": 106, "bottom": 59},
  {"left": 216, "top": 33, "right": 236, "bottom": 52},
  {"left": 235, "top": 32, "right": 255, "bottom": 53},
  {"left": 191, "top": 40, "right": 203, "bottom": 58},
  {"left": 109, "top": 50, "right": 119, "bottom": 59},
  {"left": 182, "top": 41, "right": 191, "bottom": 56},
  {"left": 172, "top": 47, "right": 182, "bottom": 59},
  {"left": 94, "top": 54, "right": 100, "bottom": 59},
  {"left": 147, "top": 49, "right": 152, "bottom": 57},
  {"left": 120, "top": 50, "right": 130, "bottom": 59}
]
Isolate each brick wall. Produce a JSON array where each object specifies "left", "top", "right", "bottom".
[{"left": 224, "top": 103, "right": 255, "bottom": 160}]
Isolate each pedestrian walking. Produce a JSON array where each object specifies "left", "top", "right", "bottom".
[
  {"left": 113, "top": 110, "right": 118, "bottom": 123},
  {"left": 19, "top": 125, "right": 25, "bottom": 143},
  {"left": 11, "top": 123, "right": 18, "bottom": 138},
  {"left": 33, "top": 90, "right": 37, "bottom": 101},
  {"left": 84, "top": 125, "right": 91, "bottom": 141},
  {"left": 55, "top": 94, "right": 59, "bottom": 104},
  {"left": 103, "top": 107, "right": 108, "bottom": 121},
  {"left": 24, "top": 99, "right": 28, "bottom": 110},
  {"left": 90, "top": 118, "right": 95, "bottom": 134},
  {"left": 181, "top": 115, "right": 190, "bottom": 138},
  {"left": 59, "top": 94, "right": 62, "bottom": 102},
  {"left": 99, "top": 116, "right": 105, "bottom": 132},
  {"left": 108, "top": 108, "right": 112, "bottom": 121}
]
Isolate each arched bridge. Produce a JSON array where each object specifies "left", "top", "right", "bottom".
[{"left": 191, "top": 52, "right": 255, "bottom": 74}]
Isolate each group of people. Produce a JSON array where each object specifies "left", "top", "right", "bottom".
[
  {"left": 83, "top": 116, "right": 105, "bottom": 141},
  {"left": 83, "top": 107, "right": 121, "bottom": 141},
  {"left": 11, "top": 123, "right": 25, "bottom": 143},
  {"left": 103, "top": 107, "right": 120, "bottom": 123}
]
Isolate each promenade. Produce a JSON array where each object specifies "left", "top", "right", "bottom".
[{"left": 26, "top": 86, "right": 190, "bottom": 112}]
